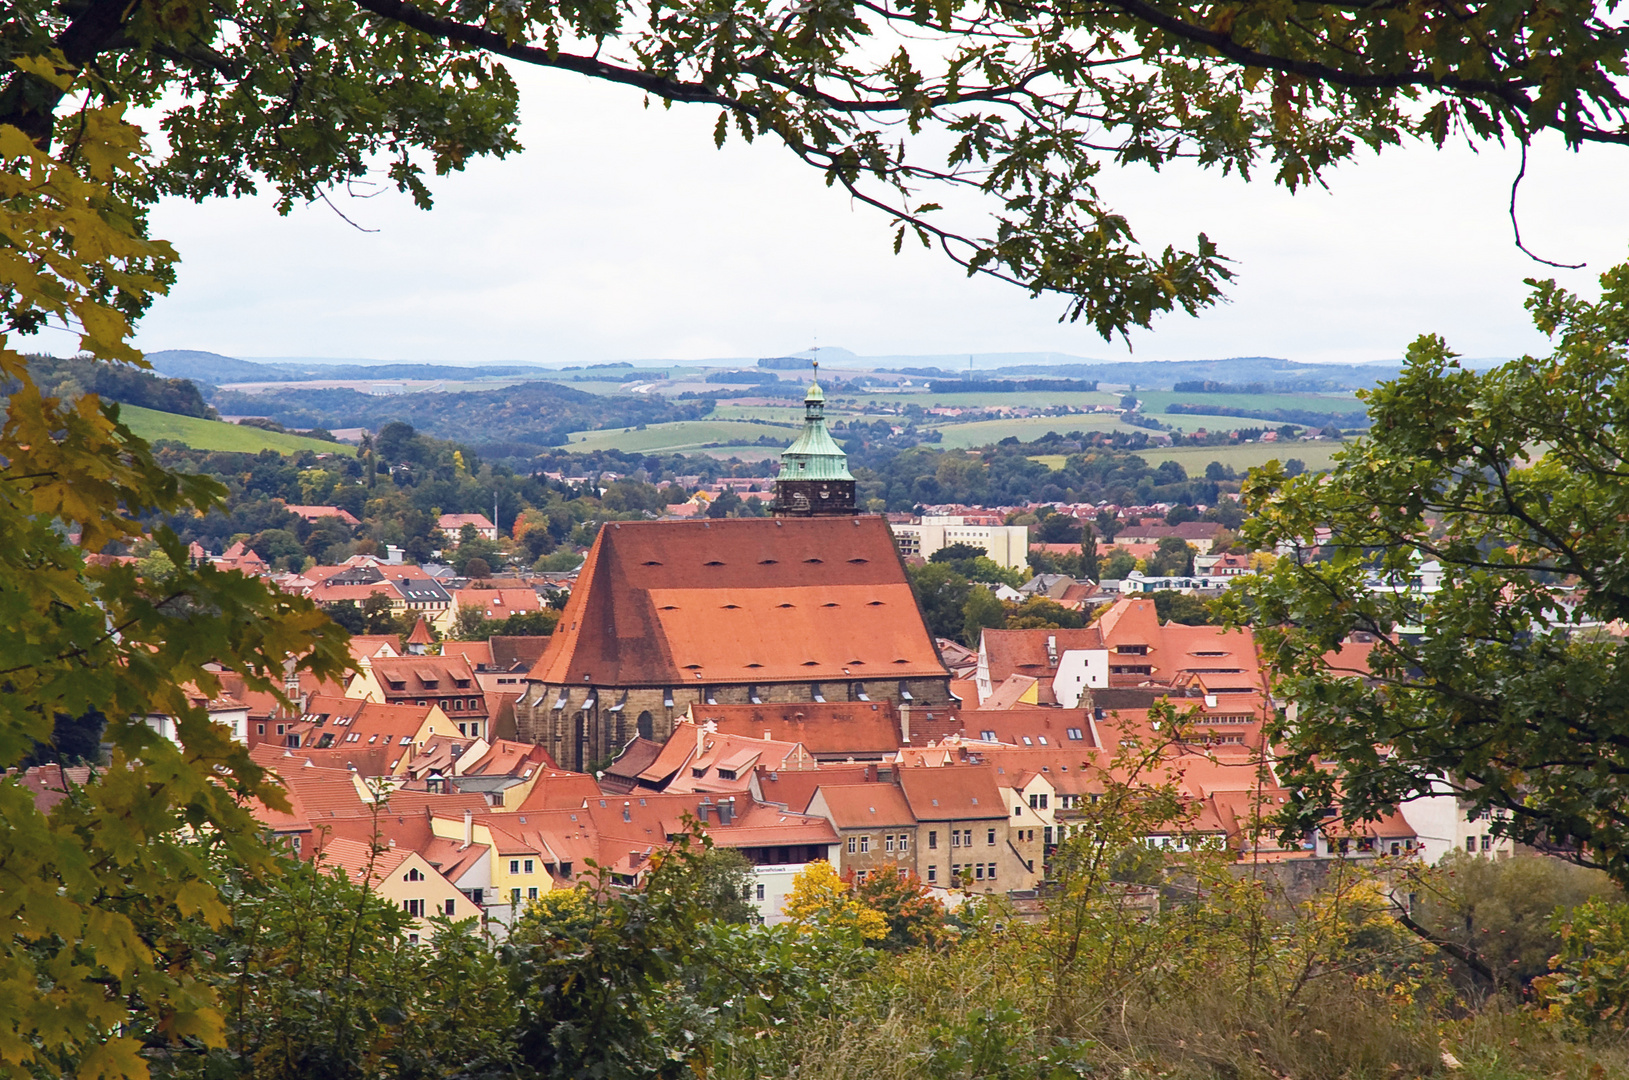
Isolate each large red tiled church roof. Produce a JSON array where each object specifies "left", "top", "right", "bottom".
[{"left": 528, "top": 517, "right": 948, "bottom": 686}]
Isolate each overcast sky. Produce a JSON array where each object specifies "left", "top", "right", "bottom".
[{"left": 124, "top": 65, "right": 1629, "bottom": 367}]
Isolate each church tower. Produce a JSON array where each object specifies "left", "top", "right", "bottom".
[{"left": 773, "top": 368, "right": 856, "bottom": 517}]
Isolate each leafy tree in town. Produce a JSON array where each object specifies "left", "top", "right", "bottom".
[
  {"left": 1101, "top": 548, "right": 1139, "bottom": 580},
  {"left": 851, "top": 870, "right": 951, "bottom": 952},
  {"left": 1230, "top": 257, "right": 1629, "bottom": 887},
  {"left": 360, "top": 591, "right": 398, "bottom": 633},
  {"left": 1079, "top": 523, "right": 1101, "bottom": 582},
  {"left": 1147, "top": 537, "right": 1197, "bottom": 577},
  {"left": 162, "top": 853, "right": 516, "bottom": 1080},
  {"left": 784, "top": 862, "right": 888, "bottom": 942},
  {"left": 1006, "top": 597, "right": 1088, "bottom": 631},
  {"left": 929, "top": 542, "right": 989, "bottom": 565},
  {"left": 962, "top": 586, "right": 1009, "bottom": 647},
  {"left": 906, "top": 562, "right": 973, "bottom": 642},
  {"left": 1151, "top": 590, "right": 1214, "bottom": 626}
]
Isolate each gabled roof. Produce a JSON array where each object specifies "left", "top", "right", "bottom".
[
  {"left": 897, "top": 765, "right": 1005, "bottom": 821},
  {"left": 438, "top": 513, "right": 496, "bottom": 532},
  {"left": 527, "top": 517, "right": 946, "bottom": 686},
  {"left": 686, "top": 701, "right": 908, "bottom": 758},
  {"left": 369, "top": 656, "right": 481, "bottom": 702},
  {"left": 281, "top": 504, "right": 361, "bottom": 526},
  {"left": 980, "top": 627, "right": 1105, "bottom": 697},
  {"left": 406, "top": 617, "right": 434, "bottom": 646},
  {"left": 982, "top": 674, "right": 1039, "bottom": 711},
  {"left": 965, "top": 707, "right": 1097, "bottom": 749},
  {"left": 317, "top": 837, "right": 411, "bottom": 884},
  {"left": 757, "top": 764, "right": 873, "bottom": 813},
  {"left": 490, "top": 636, "right": 549, "bottom": 671},
  {"left": 811, "top": 783, "right": 916, "bottom": 828},
  {"left": 442, "top": 641, "right": 494, "bottom": 667},
  {"left": 451, "top": 589, "right": 541, "bottom": 618},
  {"left": 349, "top": 634, "right": 403, "bottom": 660}
]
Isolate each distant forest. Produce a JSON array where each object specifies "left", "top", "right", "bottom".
[
  {"left": 21, "top": 355, "right": 213, "bottom": 418},
  {"left": 208, "top": 381, "right": 709, "bottom": 446}
]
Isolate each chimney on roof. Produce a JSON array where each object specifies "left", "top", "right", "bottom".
[
  {"left": 1046, "top": 635, "right": 1058, "bottom": 666},
  {"left": 764, "top": 730, "right": 773, "bottom": 742},
  {"left": 694, "top": 721, "right": 706, "bottom": 758},
  {"left": 697, "top": 797, "right": 713, "bottom": 824},
  {"left": 899, "top": 702, "right": 911, "bottom": 744},
  {"left": 718, "top": 796, "right": 735, "bottom": 826},
  {"left": 462, "top": 808, "right": 473, "bottom": 849}
]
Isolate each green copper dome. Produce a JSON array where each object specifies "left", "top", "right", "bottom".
[{"left": 777, "top": 381, "right": 853, "bottom": 482}]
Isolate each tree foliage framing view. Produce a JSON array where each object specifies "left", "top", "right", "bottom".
[{"left": 4, "top": 0, "right": 1628, "bottom": 344}]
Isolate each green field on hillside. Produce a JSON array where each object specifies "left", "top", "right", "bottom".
[
  {"left": 930, "top": 414, "right": 1133, "bottom": 448},
  {"left": 850, "top": 389, "right": 1121, "bottom": 410},
  {"left": 707, "top": 404, "right": 807, "bottom": 424},
  {"left": 1133, "top": 389, "right": 1363, "bottom": 417},
  {"left": 1133, "top": 441, "right": 1346, "bottom": 474},
  {"left": 564, "top": 420, "right": 788, "bottom": 454},
  {"left": 121, "top": 405, "right": 356, "bottom": 456}
]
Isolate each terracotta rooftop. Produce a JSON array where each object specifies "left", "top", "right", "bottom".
[
  {"left": 897, "top": 765, "right": 1006, "bottom": 821},
  {"left": 528, "top": 517, "right": 947, "bottom": 687},
  {"left": 811, "top": 783, "right": 916, "bottom": 828},
  {"left": 685, "top": 701, "right": 911, "bottom": 759}
]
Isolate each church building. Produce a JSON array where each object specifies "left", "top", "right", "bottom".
[{"left": 514, "top": 376, "right": 953, "bottom": 770}]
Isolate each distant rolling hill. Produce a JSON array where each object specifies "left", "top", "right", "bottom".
[
  {"left": 145, "top": 350, "right": 279, "bottom": 384},
  {"left": 117, "top": 404, "right": 355, "bottom": 456},
  {"left": 146, "top": 349, "right": 552, "bottom": 385}
]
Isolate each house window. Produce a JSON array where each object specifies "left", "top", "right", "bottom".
[
  {"left": 1014, "top": 806, "right": 1023, "bottom": 818},
  {"left": 1044, "top": 827, "right": 1054, "bottom": 844},
  {"left": 290, "top": 835, "right": 302, "bottom": 855},
  {"left": 511, "top": 888, "right": 521, "bottom": 906},
  {"left": 1038, "top": 794, "right": 1049, "bottom": 809},
  {"left": 1481, "top": 835, "right": 1492, "bottom": 852},
  {"left": 405, "top": 898, "right": 425, "bottom": 917},
  {"left": 528, "top": 887, "right": 539, "bottom": 900},
  {"left": 928, "top": 830, "right": 938, "bottom": 849},
  {"left": 444, "top": 898, "right": 457, "bottom": 915},
  {"left": 405, "top": 868, "right": 424, "bottom": 882},
  {"left": 962, "top": 829, "right": 973, "bottom": 847},
  {"left": 951, "top": 831, "right": 961, "bottom": 848},
  {"left": 1067, "top": 727, "right": 1084, "bottom": 740},
  {"left": 1029, "top": 794, "right": 1040, "bottom": 810},
  {"left": 256, "top": 723, "right": 266, "bottom": 735},
  {"left": 1466, "top": 836, "right": 1476, "bottom": 852},
  {"left": 408, "top": 933, "right": 420, "bottom": 945},
  {"left": 927, "top": 866, "right": 937, "bottom": 883},
  {"left": 510, "top": 859, "right": 520, "bottom": 874},
  {"left": 885, "top": 835, "right": 895, "bottom": 853},
  {"left": 847, "top": 836, "right": 857, "bottom": 854},
  {"left": 899, "top": 834, "right": 909, "bottom": 853},
  {"left": 859, "top": 836, "right": 870, "bottom": 853},
  {"left": 975, "top": 865, "right": 985, "bottom": 880},
  {"left": 986, "top": 829, "right": 995, "bottom": 845},
  {"left": 987, "top": 863, "right": 997, "bottom": 881},
  {"left": 755, "top": 884, "right": 766, "bottom": 901},
  {"left": 524, "top": 859, "right": 535, "bottom": 874}
]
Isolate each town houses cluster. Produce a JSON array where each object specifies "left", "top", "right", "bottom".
[{"left": 24, "top": 376, "right": 1511, "bottom": 940}]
